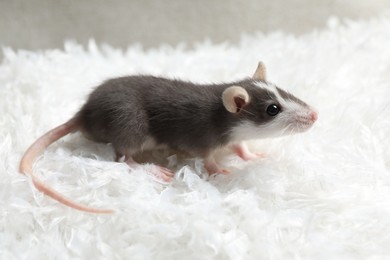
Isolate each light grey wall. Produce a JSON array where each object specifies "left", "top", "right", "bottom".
[{"left": 1, "top": 0, "right": 389, "bottom": 52}]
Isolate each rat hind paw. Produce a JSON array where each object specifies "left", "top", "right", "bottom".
[{"left": 150, "top": 165, "right": 175, "bottom": 182}]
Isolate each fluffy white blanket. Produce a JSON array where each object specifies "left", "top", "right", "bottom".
[{"left": 1, "top": 15, "right": 390, "bottom": 259}]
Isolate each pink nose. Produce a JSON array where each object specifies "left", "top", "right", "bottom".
[{"left": 310, "top": 111, "right": 318, "bottom": 122}]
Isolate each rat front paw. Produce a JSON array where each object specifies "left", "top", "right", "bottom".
[
  {"left": 239, "top": 151, "right": 266, "bottom": 161},
  {"left": 233, "top": 143, "right": 266, "bottom": 161}
]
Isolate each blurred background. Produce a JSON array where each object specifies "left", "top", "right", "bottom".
[{"left": 1, "top": 0, "right": 389, "bottom": 53}]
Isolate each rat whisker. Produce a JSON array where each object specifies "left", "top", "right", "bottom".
[{"left": 240, "top": 108, "right": 256, "bottom": 116}]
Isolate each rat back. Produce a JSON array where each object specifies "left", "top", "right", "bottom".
[{"left": 77, "top": 76, "right": 240, "bottom": 156}]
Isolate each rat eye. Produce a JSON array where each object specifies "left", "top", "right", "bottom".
[{"left": 266, "top": 104, "right": 280, "bottom": 116}]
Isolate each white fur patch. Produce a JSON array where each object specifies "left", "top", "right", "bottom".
[{"left": 255, "top": 81, "right": 306, "bottom": 114}]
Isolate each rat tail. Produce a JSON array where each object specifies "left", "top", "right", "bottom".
[{"left": 19, "top": 118, "right": 114, "bottom": 214}]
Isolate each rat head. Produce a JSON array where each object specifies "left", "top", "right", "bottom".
[{"left": 223, "top": 62, "right": 318, "bottom": 141}]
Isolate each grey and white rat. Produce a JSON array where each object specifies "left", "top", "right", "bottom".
[{"left": 19, "top": 62, "right": 318, "bottom": 213}]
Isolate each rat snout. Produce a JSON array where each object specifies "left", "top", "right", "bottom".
[
  {"left": 289, "top": 108, "right": 318, "bottom": 133},
  {"left": 310, "top": 110, "right": 318, "bottom": 123}
]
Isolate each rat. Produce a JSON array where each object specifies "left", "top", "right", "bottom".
[{"left": 19, "top": 62, "right": 318, "bottom": 214}]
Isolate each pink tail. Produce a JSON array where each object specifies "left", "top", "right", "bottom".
[{"left": 19, "top": 118, "right": 114, "bottom": 214}]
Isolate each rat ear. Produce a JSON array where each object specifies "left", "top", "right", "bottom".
[
  {"left": 222, "top": 86, "right": 250, "bottom": 113},
  {"left": 252, "top": 61, "right": 267, "bottom": 81}
]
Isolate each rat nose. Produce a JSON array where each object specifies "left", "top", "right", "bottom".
[{"left": 310, "top": 111, "right": 318, "bottom": 122}]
